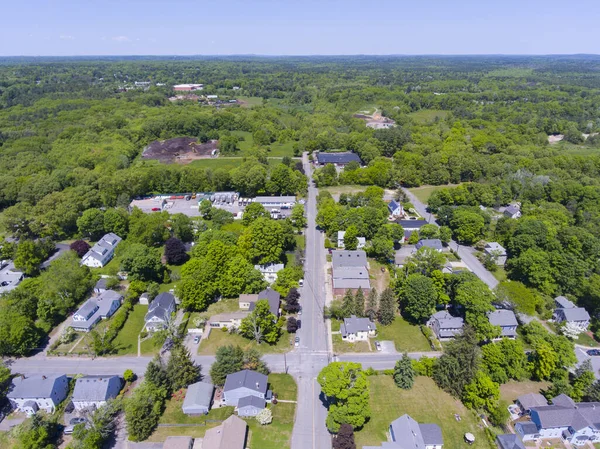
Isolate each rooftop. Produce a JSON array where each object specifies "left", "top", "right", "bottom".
[
  {"left": 555, "top": 295, "right": 576, "bottom": 309},
  {"left": 558, "top": 307, "right": 590, "bottom": 322},
  {"left": 237, "top": 395, "right": 265, "bottom": 410},
  {"left": 333, "top": 278, "right": 371, "bottom": 290},
  {"left": 517, "top": 392, "right": 548, "bottom": 410},
  {"left": 341, "top": 315, "right": 376, "bottom": 337},
  {"left": 484, "top": 242, "right": 506, "bottom": 255},
  {"left": 397, "top": 219, "right": 428, "bottom": 229},
  {"left": 416, "top": 239, "right": 443, "bottom": 251},
  {"left": 497, "top": 434, "right": 526, "bottom": 449},
  {"left": 202, "top": 415, "right": 247, "bottom": 449},
  {"left": 146, "top": 292, "right": 176, "bottom": 322},
  {"left": 332, "top": 266, "right": 369, "bottom": 280},
  {"left": 488, "top": 309, "right": 518, "bottom": 327},
  {"left": 223, "top": 370, "right": 268, "bottom": 394},
  {"left": 316, "top": 151, "right": 361, "bottom": 165},
  {"left": 72, "top": 375, "right": 121, "bottom": 402},
  {"left": 8, "top": 374, "right": 67, "bottom": 400},
  {"left": 163, "top": 436, "right": 194, "bottom": 449},
  {"left": 182, "top": 381, "right": 214, "bottom": 410},
  {"left": 331, "top": 250, "right": 368, "bottom": 268},
  {"left": 253, "top": 196, "right": 296, "bottom": 204}
]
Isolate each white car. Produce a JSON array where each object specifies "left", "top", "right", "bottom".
[{"left": 299, "top": 279, "right": 304, "bottom": 287}]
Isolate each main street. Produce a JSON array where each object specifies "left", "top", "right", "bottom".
[{"left": 401, "top": 187, "right": 499, "bottom": 290}]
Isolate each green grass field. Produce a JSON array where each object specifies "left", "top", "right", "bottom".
[
  {"left": 408, "top": 184, "right": 460, "bottom": 204},
  {"left": 198, "top": 328, "right": 293, "bottom": 355},
  {"left": 333, "top": 333, "right": 371, "bottom": 353},
  {"left": 355, "top": 376, "right": 493, "bottom": 449},
  {"left": 247, "top": 402, "right": 295, "bottom": 449},
  {"left": 237, "top": 96, "right": 264, "bottom": 107},
  {"left": 499, "top": 380, "right": 550, "bottom": 404},
  {"left": 111, "top": 304, "right": 147, "bottom": 355},
  {"left": 268, "top": 373, "right": 298, "bottom": 401},
  {"left": 189, "top": 157, "right": 282, "bottom": 170},
  {"left": 376, "top": 317, "right": 432, "bottom": 352},
  {"left": 408, "top": 109, "right": 449, "bottom": 124}
]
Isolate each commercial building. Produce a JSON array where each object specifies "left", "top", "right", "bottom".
[
  {"left": 173, "top": 84, "right": 204, "bottom": 91},
  {"left": 253, "top": 196, "right": 296, "bottom": 208},
  {"left": 332, "top": 250, "right": 371, "bottom": 295},
  {"left": 315, "top": 151, "right": 362, "bottom": 166}
]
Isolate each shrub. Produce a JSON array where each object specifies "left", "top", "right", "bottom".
[
  {"left": 123, "top": 369, "right": 136, "bottom": 383},
  {"left": 256, "top": 408, "right": 273, "bottom": 425}
]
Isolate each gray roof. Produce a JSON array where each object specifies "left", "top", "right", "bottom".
[
  {"left": 555, "top": 296, "right": 576, "bottom": 309},
  {"left": 316, "top": 152, "right": 361, "bottom": 165},
  {"left": 485, "top": 242, "right": 506, "bottom": 255},
  {"left": 145, "top": 292, "right": 176, "bottom": 322},
  {"left": 397, "top": 219, "right": 428, "bottom": 230},
  {"left": 72, "top": 375, "right": 121, "bottom": 402},
  {"left": 182, "top": 382, "right": 214, "bottom": 410},
  {"left": 394, "top": 246, "right": 415, "bottom": 265},
  {"left": 531, "top": 395, "right": 600, "bottom": 431},
  {"left": 333, "top": 278, "right": 371, "bottom": 290},
  {"left": 340, "top": 315, "right": 376, "bottom": 337},
  {"left": 516, "top": 421, "right": 539, "bottom": 435},
  {"left": 332, "top": 250, "right": 368, "bottom": 268},
  {"left": 497, "top": 434, "right": 526, "bottom": 449},
  {"left": 558, "top": 307, "right": 591, "bottom": 322},
  {"left": 72, "top": 290, "right": 123, "bottom": 331},
  {"left": 210, "top": 311, "right": 250, "bottom": 322},
  {"left": 332, "top": 266, "right": 369, "bottom": 279},
  {"left": 429, "top": 311, "right": 464, "bottom": 337},
  {"left": 388, "top": 200, "right": 401, "bottom": 212},
  {"left": 517, "top": 393, "right": 548, "bottom": 410},
  {"left": 251, "top": 288, "right": 280, "bottom": 316},
  {"left": 254, "top": 196, "right": 296, "bottom": 204},
  {"left": 8, "top": 374, "right": 68, "bottom": 399},
  {"left": 83, "top": 233, "right": 122, "bottom": 262},
  {"left": 223, "top": 370, "right": 268, "bottom": 395},
  {"left": 505, "top": 205, "right": 521, "bottom": 216},
  {"left": 237, "top": 395, "right": 265, "bottom": 410},
  {"left": 389, "top": 414, "right": 443, "bottom": 449},
  {"left": 416, "top": 239, "right": 443, "bottom": 251},
  {"left": 95, "top": 278, "right": 108, "bottom": 290},
  {"left": 202, "top": 415, "right": 247, "bottom": 449},
  {"left": 488, "top": 309, "right": 518, "bottom": 327}
]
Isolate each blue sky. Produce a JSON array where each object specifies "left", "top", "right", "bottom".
[{"left": 0, "top": 0, "right": 598, "bottom": 56}]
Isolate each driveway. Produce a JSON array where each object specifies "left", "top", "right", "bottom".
[{"left": 378, "top": 340, "right": 396, "bottom": 354}]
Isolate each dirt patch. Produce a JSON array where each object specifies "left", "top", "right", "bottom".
[{"left": 142, "top": 137, "right": 219, "bottom": 164}]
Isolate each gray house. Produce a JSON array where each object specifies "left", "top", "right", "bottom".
[
  {"left": 340, "top": 315, "right": 376, "bottom": 342},
  {"left": 202, "top": 415, "right": 247, "bottom": 449},
  {"left": 484, "top": 242, "right": 507, "bottom": 266},
  {"left": 332, "top": 250, "right": 368, "bottom": 268},
  {"left": 182, "top": 381, "right": 214, "bottom": 415},
  {"left": 72, "top": 375, "right": 122, "bottom": 411},
  {"left": 71, "top": 290, "right": 123, "bottom": 332},
  {"left": 8, "top": 374, "right": 69, "bottom": 415},
  {"left": 237, "top": 395, "right": 265, "bottom": 417},
  {"left": 94, "top": 278, "right": 108, "bottom": 294},
  {"left": 504, "top": 204, "right": 522, "bottom": 219},
  {"left": 496, "top": 434, "right": 526, "bottom": 449},
  {"left": 553, "top": 297, "right": 590, "bottom": 331},
  {"left": 364, "top": 414, "right": 443, "bottom": 449},
  {"left": 488, "top": 309, "right": 518, "bottom": 339},
  {"left": 416, "top": 239, "right": 443, "bottom": 252},
  {"left": 427, "top": 311, "right": 464, "bottom": 341},
  {"left": 251, "top": 288, "right": 281, "bottom": 318},
  {"left": 223, "top": 370, "right": 268, "bottom": 410},
  {"left": 517, "top": 393, "right": 548, "bottom": 414},
  {"left": 144, "top": 292, "right": 176, "bottom": 332}
]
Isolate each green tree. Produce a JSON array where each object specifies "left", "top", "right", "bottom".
[
  {"left": 242, "top": 202, "right": 270, "bottom": 226},
  {"left": 354, "top": 289, "right": 365, "bottom": 317},
  {"left": 341, "top": 289, "right": 356, "bottom": 318},
  {"left": 317, "top": 362, "right": 371, "bottom": 432},
  {"left": 166, "top": 343, "right": 202, "bottom": 390},
  {"left": 433, "top": 327, "right": 481, "bottom": 397},
  {"left": 531, "top": 342, "right": 558, "bottom": 380},
  {"left": 13, "top": 239, "right": 54, "bottom": 276},
  {"left": 242, "top": 348, "right": 270, "bottom": 375},
  {"left": 365, "top": 288, "right": 378, "bottom": 321},
  {"left": 290, "top": 203, "right": 307, "bottom": 230},
  {"left": 209, "top": 345, "right": 244, "bottom": 386},
  {"left": 399, "top": 274, "right": 436, "bottom": 323},
  {"left": 170, "top": 213, "right": 193, "bottom": 242},
  {"left": 240, "top": 300, "right": 280, "bottom": 344},
  {"left": 571, "top": 361, "right": 596, "bottom": 402},
  {"left": 77, "top": 208, "right": 106, "bottom": 240},
  {"left": 239, "top": 217, "right": 284, "bottom": 264},
  {"left": 404, "top": 247, "right": 446, "bottom": 277},
  {"left": 419, "top": 224, "right": 439, "bottom": 239},
  {"left": 439, "top": 226, "right": 452, "bottom": 244},
  {"left": 393, "top": 354, "right": 415, "bottom": 389},
  {"left": 15, "top": 414, "right": 56, "bottom": 449},
  {"left": 377, "top": 288, "right": 397, "bottom": 325},
  {"left": 124, "top": 381, "right": 167, "bottom": 442},
  {"left": 103, "top": 208, "right": 129, "bottom": 237},
  {"left": 220, "top": 255, "right": 266, "bottom": 298},
  {"left": 343, "top": 226, "right": 359, "bottom": 250},
  {"left": 462, "top": 371, "right": 499, "bottom": 411},
  {"left": 450, "top": 210, "right": 485, "bottom": 245},
  {"left": 119, "top": 243, "right": 163, "bottom": 282},
  {"left": 0, "top": 310, "right": 41, "bottom": 356},
  {"left": 494, "top": 281, "right": 541, "bottom": 316}
]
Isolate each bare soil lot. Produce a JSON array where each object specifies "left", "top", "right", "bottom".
[{"left": 142, "top": 137, "right": 218, "bottom": 164}]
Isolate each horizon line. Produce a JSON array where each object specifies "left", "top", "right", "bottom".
[{"left": 1, "top": 53, "right": 600, "bottom": 58}]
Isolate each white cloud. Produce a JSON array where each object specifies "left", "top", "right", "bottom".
[
  {"left": 112, "top": 36, "right": 130, "bottom": 42},
  {"left": 60, "top": 35, "right": 74, "bottom": 40}
]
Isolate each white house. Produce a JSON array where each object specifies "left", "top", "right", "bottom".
[
  {"left": 340, "top": 315, "right": 376, "bottom": 342},
  {"left": 427, "top": 311, "right": 464, "bottom": 341},
  {"left": 388, "top": 200, "right": 403, "bottom": 217},
  {"left": 144, "top": 292, "right": 176, "bottom": 332},
  {"left": 484, "top": 242, "right": 507, "bottom": 266},
  {"left": 209, "top": 311, "right": 249, "bottom": 329},
  {"left": 72, "top": 375, "right": 122, "bottom": 411},
  {"left": 519, "top": 394, "right": 600, "bottom": 446},
  {"left": 364, "top": 414, "right": 443, "bottom": 449},
  {"left": 71, "top": 290, "right": 123, "bottom": 332},
  {"left": 488, "top": 309, "right": 519, "bottom": 339},
  {"left": 81, "top": 233, "right": 122, "bottom": 268},
  {"left": 253, "top": 263, "right": 284, "bottom": 284},
  {"left": 222, "top": 370, "right": 271, "bottom": 417},
  {"left": 554, "top": 306, "right": 591, "bottom": 332},
  {"left": 337, "top": 231, "right": 366, "bottom": 249},
  {"left": 7, "top": 374, "right": 69, "bottom": 415},
  {"left": 504, "top": 204, "right": 522, "bottom": 219}
]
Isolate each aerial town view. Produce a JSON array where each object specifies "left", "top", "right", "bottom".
[{"left": 0, "top": 1, "right": 600, "bottom": 449}]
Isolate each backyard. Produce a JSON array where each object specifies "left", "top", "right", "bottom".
[
  {"left": 355, "top": 375, "right": 494, "bottom": 449},
  {"left": 111, "top": 304, "right": 147, "bottom": 355},
  {"left": 499, "top": 380, "right": 551, "bottom": 404},
  {"left": 376, "top": 317, "right": 432, "bottom": 352},
  {"left": 408, "top": 184, "right": 460, "bottom": 204}
]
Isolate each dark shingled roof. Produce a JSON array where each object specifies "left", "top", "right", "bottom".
[{"left": 316, "top": 152, "right": 361, "bottom": 165}]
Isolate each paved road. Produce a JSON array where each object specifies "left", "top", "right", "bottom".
[
  {"left": 401, "top": 187, "right": 499, "bottom": 290},
  {"left": 337, "top": 351, "right": 442, "bottom": 370},
  {"left": 289, "top": 153, "right": 331, "bottom": 449}
]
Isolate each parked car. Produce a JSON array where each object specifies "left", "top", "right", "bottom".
[
  {"left": 299, "top": 279, "right": 304, "bottom": 287},
  {"left": 375, "top": 341, "right": 382, "bottom": 351},
  {"left": 587, "top": 349, "right": 600, "bottom": 356},
  {"left": 69, "top": 417, "right": 86, "bottom": 425},
  {"left": 193, "top": 335, "right": 200, "bottom": 344},
  {"left": 294, "top": 336, "right": 300, "bottom": 347}
]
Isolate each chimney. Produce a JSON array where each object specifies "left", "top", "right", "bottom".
[
  {"left": 42, "top": 375, "right": 46, "bottom": 380},
  {"left": 256, "top": 382, "right": 260, "bottom": 389}
]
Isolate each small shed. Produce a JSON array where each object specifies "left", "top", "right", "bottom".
[
  {"left": 182, "top": 382, "right": 214, "bottom": 415},
  {"left": 139, "top": 293, "right": 149, "bottom": 305}
]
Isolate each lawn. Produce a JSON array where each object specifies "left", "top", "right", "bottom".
[
  {"left": 197, "top": 297, "right": 241, "bottom": 320},
  {"left": 198, "top": 328, "right": 293, "bottom": 355},
  {"left": 237, "top": 96, "right": 263, "bottom": 107},
  {"left": 321, "top": 185, "right": 366, "bottom": 200},
  {"left": 376, "top": 317, "right": 432, "bottom": 352},
  {"left": 111, "top": 304, "right": 147, "bottom": 355},
  {"left": 575, "top": 331, "right": 600, "bottom": 348},
  {"left": 369, "top": 259, "right": 390, "bottom": 292},
  {"left": 160, "top": 265, "right": 182, "bottom": 293},
  {"left": 355, "top": 376, "right": 493, "bottom": 449},
  {"left": 189, "top": 157, "right": 282, "bottom": 170},
  {"left": 268, "top": 373, "right": 298, "bottom": 401},
  {"left": 492, "top": 266, "right": 508, "bottom": 282},
  {"left": 408, "top": 184, "right": 459, "bottom": 204},
  {"left": 247, "top": 402, "right": 295, "bottom": 449},
  {"left": 499, "top": 380, "right": 551, "bottom": 404},
  {"left": 333, "top": 334, "right": 371, "bottom": 353},
  {"left": 408, "top": 109, "right": 449, "bottom": 124}
]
